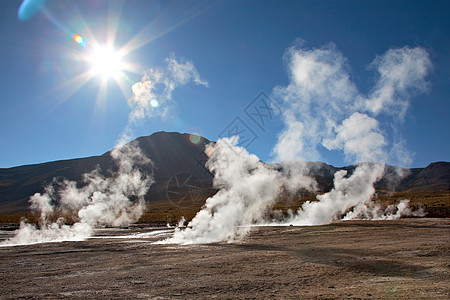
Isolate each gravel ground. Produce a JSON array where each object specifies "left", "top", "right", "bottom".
[{"left": 0, "top": 218, "right": 449, "bottom": 299}]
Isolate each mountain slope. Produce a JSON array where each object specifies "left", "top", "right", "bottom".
[
  {"left": 0, "top": 132, "right": 213, "bottom": 212},
  {"left": 0, "top": 131, "right": 448, "bottom": 213}
]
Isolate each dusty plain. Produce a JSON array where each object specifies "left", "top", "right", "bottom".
[{"left": 0, "top": 218, "right": 449, "bottom": 299}]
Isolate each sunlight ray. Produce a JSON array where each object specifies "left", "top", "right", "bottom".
[
  {"left": 119, "top": 2, "right": 216, "bottom": 57},
  {"left": 44, "top": 70, "right": 95, "bottom": 105}
]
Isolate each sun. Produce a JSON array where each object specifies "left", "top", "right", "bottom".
[
  {"left": 45, "top": 2, "right": 212, "bottom": 105},
  {"left": 88, "top": 46, "right": 125, "bottom": 80}
]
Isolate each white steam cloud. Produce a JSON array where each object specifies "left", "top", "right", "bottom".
[
  {"left": 0, "top": 52, "right": 210, "bottom": 247},
  {"left": 160, "top": 138, "right": 283, "bottom": 244},
  {"left": 129, "top": 56, "right": 207, "bottom": 122},
  {"left": 366, "top": 46, "right": 432, "bottom": 118},
  {"left": 2, "top": 53, "right": 208, "bottom": 246},
  {"left": 344, "top": 199, "right": 426, "bottom": 220},
  {"left": 323, "top": 112, "right": 387, "bottom": 163},
  {"left": 160, "top": 42, "right": 431, "bottom": 244},
  {"left": 1, "top": 142, "right": 153, "bottom": 247},
  {"left": 273, "top": 43, "right": 431, "bottom": 165},
  {"left": 2, "top": 42, "right": 430, "bottom": 246},
  {"left": 272, "top": 43, "right": 359, "bottom": 162},
  {"left": 119, "top": 55, "right": 208, "bottom": 145},
  {"left": 272, "top": 43, "right": 431, "bottom": 227},
  {"left": 289, "top": 163, "right": 385, "bottom": 225}
]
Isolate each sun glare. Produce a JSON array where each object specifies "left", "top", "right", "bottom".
[
  {"left": 89, "top": 46, "right": 124, "bottom": 80},
  {"left": 43, "top": 2, "right": 213, "bottom": 104}
]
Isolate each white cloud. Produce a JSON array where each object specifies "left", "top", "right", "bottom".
[
  {"left": 117, "top": 54, "right": 207, "bottom": 146},
  {"left": 323, "top": 112, "right": 387, "bottom": 163},
  {"left": 287, "top": 43, "right": 358, "bottom": 105},
  {"left": 272, "top": 44, "right": 360, "bottom": 162},
  {"left": 128, "top": 55, "right": 208, "bottom": 122},
  {"left": 389, "top": 138, "right": 414, "bottom": 167},
  {"left": 272, "top": 114, "right": 309, "bottom": 162},
  {"left": 160, "top": 137, "right": 283, "bottom": 244},
  {"left": 166, "top": 56, "right": 208, "bottom": 86},
  {"left": 366, "top": 46, "right": 432, "bottom": 118},
  {"left": 272, "top": 43, "right": 431, "bottom": 167},
  {"left": 152, "top": 43, "right": 431, "bottom": 244},
  {"left": 289, "top": 163, "right": 385, "bottom": 225},
  {"left": 343, "top": 199, "right": 426, "bottom": 220},
  {"left": 268, "top": 42, "right": 431, "bottom": 229},
  {"left": 2, "top": 55, "right": 208, "bottom": 246},
  {"left": 1, "top": 142, "right": 153, "bottom": 246}
]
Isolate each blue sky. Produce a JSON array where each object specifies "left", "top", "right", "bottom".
[{"left": 0, "top": 0, "right": 448, "bottom": 168}]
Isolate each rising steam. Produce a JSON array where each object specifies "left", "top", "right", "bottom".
[
  {"left": 119, "top": 55, "right": 208, "bottom": 145},
  {"left": 288, "top": 163, "right": 385, "bottom": 225},
  {"left": 2, "top": 43, "right": 432, "bottom": 246},
  {"left": 161, "top": 42, "right": 431, "bottom": 244},
  {"left": 1, "top": 54, "right": 208, "bottom": 246},
  {"left": 343, "top": 199, "right": 426, "bottom": 221},
  {"left": 271, "top": 43, "right": 430, "bottom": 227},
  {"left": 1, "top": 142, "right": 153, "bottom": 246},
  {"left": 160, "top": 138, "right": 283, "bottom": 244}
]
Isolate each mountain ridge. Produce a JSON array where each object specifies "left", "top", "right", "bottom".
[{"left": 0, "top": 131, "right": 448, "bottom": 213}]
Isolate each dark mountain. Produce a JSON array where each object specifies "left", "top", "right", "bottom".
[
  {"left": 0, "top": 131, "right": 448, "bottom": 213},
  {"left": 297, "top": 162, "right": 450, "bottom": 192},
  {"left": 397, "top": 162, "right": 450, "bottom": 191},
  {"left": 0, "top": 132, "right": 213, "bottom": 213}
]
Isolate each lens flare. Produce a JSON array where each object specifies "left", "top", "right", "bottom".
[
  {"left": 189, "top": 134, "right": 202, "bottom": 145},
  {"left": 18, "top": 0, "right": 46, "bottom": 21},
  {"left": 150, "top": 99, "right": 159, "bottom": 107},
  {"left": 73, "top": 34, "right": 85, "bottom": 46}
]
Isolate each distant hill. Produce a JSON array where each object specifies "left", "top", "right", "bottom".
[
  {"left": 0, "top": 132, "right": 213, "bottom": 213},
  {"left": 0, "top": 131, "right": 448, "bottom": 213}
]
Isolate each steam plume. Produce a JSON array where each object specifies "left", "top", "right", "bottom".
[
  {"left": 1, "top": 142, "right": 153, "bottom": 246},
  {"left": 366, "top": 46, "right": 432, "bottom": 118},
  {"left": 344, "top": 199, "right": 426, "bottom": 220},
  {"left": 289, "top": 163, "right": 385, "bottom": 225},
  {"left": 323, "top": 112, "right": 387, "bottom": 163},
  {"left": 130, "top": 55, "right": 207, "bottom": 121},
  {"left": 160, "top": 138, "right": 282, "bottom": 244},
  {"left": 1, "top": 53, "right": 209, "bottom": 246},
  {"left": 157, "top": 42, "right": 431, "bottom": 244},
  {"left": 273, "top": 43, "right": 431, "bottom": 226},
  {"left": 165, "top": 44, "right": 431, "bottom": 243},
  {"left": 120, "top": 55, "right": 208, "bottom": 145}
]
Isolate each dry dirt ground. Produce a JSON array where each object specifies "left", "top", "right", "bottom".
[{"left": 0, "top": 218, "right": 448, "bottom": 299}]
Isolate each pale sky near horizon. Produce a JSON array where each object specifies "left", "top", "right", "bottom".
[{"left": 0, "top": 0, "right": 449, "bottom": 168}]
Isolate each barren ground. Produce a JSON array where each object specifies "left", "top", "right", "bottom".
[{"left": 0, "top": 218, "right": 449, "bottom": 299}]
